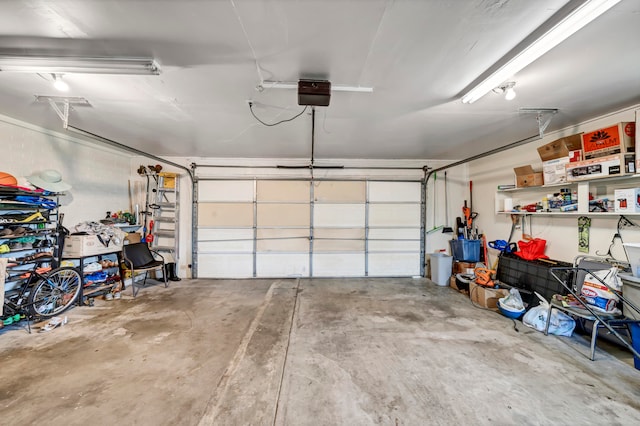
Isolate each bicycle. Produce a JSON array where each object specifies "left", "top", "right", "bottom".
[{"left": 2, "top": 263, "right": 82, "bottom": 327}]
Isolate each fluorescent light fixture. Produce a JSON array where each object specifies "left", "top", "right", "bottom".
[
  {"left": 260, "top": 80, "right": 373, "bottom": 93},
  {"left": 461, "top": 0, "right": 621, "bottom": 104},
  {"left": 0, "top": 56, "right": 160, "bottom": 75}
]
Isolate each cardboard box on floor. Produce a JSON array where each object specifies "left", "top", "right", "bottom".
[
  {"left": 450, "top": 275, "right": 470, "bottom": 296},
  {"left": 513, "top": 165, "right": 543, "bottom": 188},
  {"left": 469, "top": 281, "right": 509, "bottom": 310}
]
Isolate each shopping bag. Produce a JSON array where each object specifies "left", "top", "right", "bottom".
[
  {"left": 581, "top": 267, "right": 622, "bottom": 312},
  {"left": 522, "top": 293, "right": 575, "bottom": 336},
  {"left": 513, "top": 238, "right": 549, "bottom": 261}
]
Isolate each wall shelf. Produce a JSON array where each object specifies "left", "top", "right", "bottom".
[
  {"left": 496, "top": 173, "right": 640, "bottom": 216},
  {"left": 496, "top": 211, "right": 640, "bottom": 217}
]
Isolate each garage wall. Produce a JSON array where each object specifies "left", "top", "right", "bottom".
[
  {"left": 467, "top": 104, "right": 640, "bottom": 264},
  {"left": 0, "top": 115, "right": 131, "bottom": 228}
]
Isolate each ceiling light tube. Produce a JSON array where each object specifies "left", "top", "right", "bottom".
[
  {"left": 0, "top": 56, "right": 160, "bottom": 75},
  {"left": 261, "top": 80, "right": 373, "bottom": 93},
  {"left": 461, "top": 0, "right": 621, "bottom": 104}
]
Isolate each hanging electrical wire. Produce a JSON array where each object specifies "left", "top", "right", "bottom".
[{"left": 248, "top": 102, "right": 308, "bottom": 127}]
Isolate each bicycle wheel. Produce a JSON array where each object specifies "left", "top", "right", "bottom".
[{"left": 27, "top": 267, "right": 82, "bottom": 318}]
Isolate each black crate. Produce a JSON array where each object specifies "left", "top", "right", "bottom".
[{"left": 496, "top": 252, "right": 572, "bottom": 304}]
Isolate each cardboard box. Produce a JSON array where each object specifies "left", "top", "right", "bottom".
[
  {"left": 453, "top": 261, "right": 476, "bottom": 275},
  {"left": 565, "top": 153, "right": 626, "bottom": 182},
  {"left": 537, "top": 134, "right": 584, "bottom": 185},
  {"left": 159, "top": 172, "right": 177, "bottom": 189},
  {"left": 469, "top": 280, "right": 510, "bottom": 310},
  {"left": 569, "top": 150, "right": 582, "bottom": 162},
  {"left": 614, "top": 188, "right": 640, "bottom": 213},
  {"left": 541, "top": 157, "right": 571, "bottom": 185},
  {"left": 125, "top": 232, "right": 142, "bottom": 244},
  {"left": 450, "top": 275, "right": 470, "bottom": 295},
  {"left": 62, "top": 235, "right": 124, "bottom": 258},
  {"left": 514, "top": 165, "right": 544, "bottom": 188},
  {"left": 582, "top": 122, "right": 635, "bottom": 159},
  {"left": 537, "top": 134, "right": 582, "bottom": 160}
]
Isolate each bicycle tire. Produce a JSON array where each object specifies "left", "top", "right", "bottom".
[{"left": 27, "top": 267, "right": 82, "bottom": 318}]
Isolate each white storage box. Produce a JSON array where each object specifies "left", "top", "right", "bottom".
[
  {"left": 62, "top": 234, "right": 123, "bottom": 257},
  {"left": 619, "top": 273, "right": 640, "bottom": 320},
  {"left": 615, "top": 188, "right": 640, "bottom": 213}
]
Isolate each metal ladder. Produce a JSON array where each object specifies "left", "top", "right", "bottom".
[{"left": 150, "top": 173, "right": 179, "bottom": 264}]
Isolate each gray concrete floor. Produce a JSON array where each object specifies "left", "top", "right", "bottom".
[{"left": 1, "top": 278, "right": 639, "bottom": 425}]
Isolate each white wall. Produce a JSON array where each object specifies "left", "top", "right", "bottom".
[
  {"left": 424, "top": 161, "right": 469, "bottom": 256},
  {"left": 467, "top": 104, "right": 640, "bottom": 265},
  {"left": 0, "top": 115, "right": 131, "bottom": 228}
]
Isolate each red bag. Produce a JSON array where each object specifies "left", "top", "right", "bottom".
[{"left": 513, "top": 238, "right": 549, "bottom": 261}]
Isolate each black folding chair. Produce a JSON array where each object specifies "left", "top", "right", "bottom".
[{"left": 122, "top": 242, "right": 168, "bottom": 297}]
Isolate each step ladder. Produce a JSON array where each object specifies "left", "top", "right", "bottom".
[{"left": 150, "top": 172, "right": 179, "bottom": 264}]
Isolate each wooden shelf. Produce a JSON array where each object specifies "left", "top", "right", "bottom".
[
  {"left": 496, "top": 211, "right": 640, "bottom": 217},
  {"left": 497, "top": 174, "right": 640, "bottom": 193}
]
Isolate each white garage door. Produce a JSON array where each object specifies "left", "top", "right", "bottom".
[{"left": 196, "top": 179, "right": 422, "bottom": 278}]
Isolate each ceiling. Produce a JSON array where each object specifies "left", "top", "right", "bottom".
[{"left": 0, "top": 0, "right": 638, "bottom": 162}]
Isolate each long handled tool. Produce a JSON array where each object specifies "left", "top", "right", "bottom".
[
  {"left": 442, "top": 171, "right": 453, "bottom": 234},
  {"left": 427, "top": 173, "right": 444, "bottom": 234}
]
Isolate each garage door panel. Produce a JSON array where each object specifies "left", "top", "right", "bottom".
[
  {"left": 258, "top": 181, "right": 309, "bottom": 202},
  {"left": 313, "top": 253, "right": 365, "bottom": 276},
  {"left": 257, "top": 228, "right": 309, "bottom": 252},
  {"left": 369, "top": 182, "right": 421, "bottom": 202},
  {"left": 257, "top": 204, "right": 310, "bottom": 227},
  {"left": 369, "top": 240, "right": 420, "bottom": 252},
  {"left": 368, "top": 253, "right": 420, "bottom": 276},
  {"left": 256, "top": 253, "right": 309, "bottom": 277},
  {"left": 314, "top": 238, "right": 364, "bottom": 252},
  {"left": 368, "top": 228, "right": 420, "bottom": 240},
  {"left": 199, "top": 181, "right": 253, "bottom": 201},
  {"left": 199, "top": 237, "right": 253, "bottom": 252},
  {"left": 198, "top": 228, "right": 253, "bottom": 240},
  {"left": 198, "top": 203, "right": 253, "bottom": 227},
  {"left": 314, "top": 181, "right": 365, "bottom": 202},
  {"left": 368, "top": 204, "right": 420, "bottom": 227},
  {"left": 314, "top": 228, "right": 365, "bottom": 240},
  {"left": 198, "top": 254, "right": 253, "bottom": 278},
  {"left": 313, "top": 204, "right": 365, "bottom": 227}
]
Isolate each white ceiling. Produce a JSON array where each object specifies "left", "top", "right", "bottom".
[{"left": 0, "top": 0, "right": 638, "bottom": 162}]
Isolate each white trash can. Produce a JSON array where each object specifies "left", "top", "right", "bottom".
[{"left": 430, "top": 253, "right": 453, "bottom": 286}]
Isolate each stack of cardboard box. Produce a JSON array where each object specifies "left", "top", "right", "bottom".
[{"left": 566, "top": 122, "right": 635, "bottom": 181}]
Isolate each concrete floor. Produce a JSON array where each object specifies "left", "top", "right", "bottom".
[{"left": 1, "top": 278, "right": 639, "bottom": 425}]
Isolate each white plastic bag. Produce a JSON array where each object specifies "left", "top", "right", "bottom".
[
  {"left": 500, "top": 288, "right": 524, "bottom": 311},
  {"left": 522, "top": 293, "right": 576, "bottom": 336},
  {"left": 581, "top": 267, "right": 621, "bottom": 312}
]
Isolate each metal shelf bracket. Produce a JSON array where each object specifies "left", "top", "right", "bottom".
[{"left": 519, "top": 108, "right": 559, "bottom": 139}]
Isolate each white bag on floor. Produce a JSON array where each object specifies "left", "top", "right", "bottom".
[{"left": 522, "top": 293, "right": 576, "bottom": 337}]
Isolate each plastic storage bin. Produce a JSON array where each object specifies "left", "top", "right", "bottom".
[
  {"left": 430, "top": 253, "right": 453, "bottom": 286},
  {"left": 449, "top": 239, "right": 481, "bottom": 262},
  {"left": 623, "top": 243, "right": 640, "bottom": 277}
]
